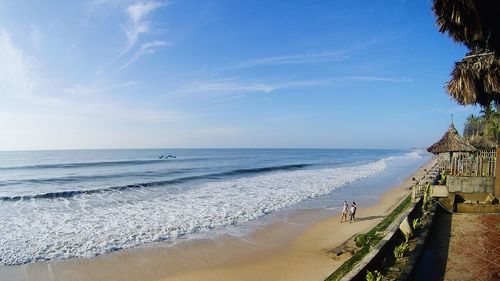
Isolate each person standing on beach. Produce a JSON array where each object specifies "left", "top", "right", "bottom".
[
  {"left": 340, "top": 201, "right": 348, "bottom": 222},
  {"left": 349, "top": 202, "right": 357, "bottom": 223}
]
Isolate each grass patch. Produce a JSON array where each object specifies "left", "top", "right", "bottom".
[{"left": 324, "top": 195, "right": 412, "bottom": 281}]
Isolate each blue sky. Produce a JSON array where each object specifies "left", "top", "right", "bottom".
[{"left": 0, "top": 0, "right": 478, "bottom": 150}]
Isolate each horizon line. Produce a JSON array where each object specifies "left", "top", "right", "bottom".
[{"left": 0, "top": 147, "right": 426, "bottom": 153}]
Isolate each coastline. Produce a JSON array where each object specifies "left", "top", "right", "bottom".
[
  {"left": 160, "top": 158, "right": 436, "bottom": 281},
  {"left": 0, "top": 157, "right": 435, "bottom": 281}
]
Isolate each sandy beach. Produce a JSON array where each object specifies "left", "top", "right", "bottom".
[
  {"left": 0, "top": 0, "right": 487, "bottom": 280},
  {"left": 0, "top": 158, "right": 435, "bottom": 281}
]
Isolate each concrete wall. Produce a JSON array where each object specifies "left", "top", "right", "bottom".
[
  {"left": 457, "top": 203, "right": 500, "bottom": 213},
  {"left": 496, "top": 146, "right": 500, "bottom": 197},
  {"left": 447, "top": 176, "right": 495, "bottom": 193}
]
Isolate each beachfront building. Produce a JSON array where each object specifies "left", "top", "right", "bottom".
[
  {"left": 427, "top": 122, "right": 476, "bottom": 162},
  {"left": 427, "top": 122, "right": 499, "bottom": 212}
]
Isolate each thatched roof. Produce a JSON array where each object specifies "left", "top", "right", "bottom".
[
  {"left": 469, "top": 136, "right": 496, "bottom": 150},
  {"left": 427, "top": 123, "right": 476, "bottom": 154},
  {"left": 446, "top": 52, "right": 500, "bottom": 107},
  {"left": 432, "top": 0, "right": 500, "bottom": 53}
]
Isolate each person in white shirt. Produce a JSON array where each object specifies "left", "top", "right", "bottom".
[{"left": 340, "top": 201, "right": 348, "bottom": 222}]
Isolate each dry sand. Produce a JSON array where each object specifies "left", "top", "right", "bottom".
[{"left": 0, "top": 159, "right": 435, "bottom": 281}]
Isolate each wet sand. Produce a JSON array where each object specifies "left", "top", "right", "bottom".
[{"left": 0, "top": 159, "right": 435, "bottom": 281}]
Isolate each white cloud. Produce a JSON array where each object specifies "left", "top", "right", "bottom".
[
  {"left": 127, "top": 1, "right": 163, "bottom": 23},
  {"left": 125, "top": 1, "right": 165, "bottom": 48},
  {"left": 97, "top": 1, "right": 168, "bottom": 75},
  {"left": 116, "top": 40, "right": 169, "bottom": 72},
  {"left": 0, "top": 26, "right": 37, "bottom": 98},
  {"left": 173, "top": 78, "right": 327, "bottom": 97},
  {"left": 63, "top": 81, "right": 139, "bottom": 96},
  {"left": 175, "top": 78, "right": 275, "bottom": 96},
  {"left": 225, "top": 51, "right": 349, "bottom": 70},
  {"left": 172, "top": 75, "right": 411, "bottom": 98}
]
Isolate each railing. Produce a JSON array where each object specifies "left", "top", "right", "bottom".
[
  {"left": 437, "top": 149, "right": 496, "bottom": 177},
  {"left": 412, "top": 183, "right": 427, "bottom": 202}
]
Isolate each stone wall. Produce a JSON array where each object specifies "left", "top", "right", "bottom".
[
  {"left": 447, "top": 176, "right": 495, "bottom": 193},
  {"left": 456, "top": 203, "right": 500, "bottom": 213}
]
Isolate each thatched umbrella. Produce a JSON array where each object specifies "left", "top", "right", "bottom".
[
  {"left": 469, "top": 136, "right": 496, "bottom": 150},
  {"left": 432, "top": 0, "right": 500, "bottom": 53},
  {"left": 446, "top": 51, "right": 500, "bottom": 107},
  {"left": 427, "top": 123, "right": 476, "bottom": 159}
]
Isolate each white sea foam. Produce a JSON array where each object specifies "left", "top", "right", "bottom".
[{"left": 0, "top": 153, "right": 420, "bottom": 265}]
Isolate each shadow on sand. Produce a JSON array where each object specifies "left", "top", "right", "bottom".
[{"left": 354, "top": 215, "right": 385, "bottom": 222}]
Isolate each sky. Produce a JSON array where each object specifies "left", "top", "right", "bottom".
[{"left": 0, "top": 0, "right": 480, "bottom": 150}]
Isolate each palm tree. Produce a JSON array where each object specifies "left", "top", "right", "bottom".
[
  {"left": 433, "top": 0, "right": 500, "bottom": 109},
  {"left": 480, "top": 105, "right": 494, "bottom": 122},
  {"left": 486, "top": 106, "right": 500, "bottom": 143},
  {"left": 486, "top": 115, "right": 500, "bottom": 143},
  {"left": 433, "top": 0, "right": 500, "bottom": 53},
  {"left": 464, "top": 114, "right": 484, "bottom": 138}
]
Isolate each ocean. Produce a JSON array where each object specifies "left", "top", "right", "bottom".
[{"left": 0, "top": 148, "right": 430, "bottom": 265}]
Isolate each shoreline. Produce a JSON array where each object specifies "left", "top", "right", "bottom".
[
  {"left": 160, "top": 159, "right": 436, "bottom": 281},
  {"left": 0, "top": 158, "right": 435, "bottom": 281}
]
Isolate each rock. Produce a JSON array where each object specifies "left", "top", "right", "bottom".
[
  {"left": 485, "top": 193, "right": 499, "bottom": 204},
  {"left": 399, "top": 217, "right": 413, "bottom": 236}
]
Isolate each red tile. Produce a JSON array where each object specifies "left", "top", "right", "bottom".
[
  {"left": 469, "top": 256, "right": 492, "bottom": 270},
  {"left": 462, "top": 274, "right": 481, "bottom": 281},
  {"left": 471, "top": 269, "right": 494, "bottom": 281},
  {"left": 481, "top": 251, "right": 499, "bottom": 263},
  {"left": 485, "top": 242, "right": 499, "bottom": 251},
  {"left": 445, "top": 270, "right": 467, "bottom": 281},
  {"left": 483, "top": 263, "right": 500, "bottom": 273}
]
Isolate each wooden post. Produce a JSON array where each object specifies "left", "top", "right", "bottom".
[{"left": 495, "top": 145, "right": 500, "bottom": 197}]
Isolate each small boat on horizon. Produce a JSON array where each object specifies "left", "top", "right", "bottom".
[{"left": 159, "top": 154, "right": 176, "bottom": 159}]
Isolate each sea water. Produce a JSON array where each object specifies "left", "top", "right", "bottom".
[{"left": 0, "top": 148, "right": 430, "bottom": 265}]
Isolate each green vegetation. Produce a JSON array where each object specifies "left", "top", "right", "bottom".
[
  {"left": 355, "top": 234, "right": 367, "bottom": 248},
  {"left": 366, "top": 270, "right": 384, "bottom": 281},
  {"left": 422, "top": 184, "right": 431, "bottom": 211},
  {"left": 368, "top": 195, "right": 411, "bottom": 235},
  {"left": 412, "top": 218, "right": 421, "bottom": 231},
  {"left": 325, "top": 195, "right": 412, "bottom": 281},
  {"left": 393, "top": 234, "right": 410, "bottom": 261},
  {"left": 438, "top": 171, "right": 447, "bottom": 185},
  {"left": 464, "top": 104, "right": 500, "bottom": 144}
]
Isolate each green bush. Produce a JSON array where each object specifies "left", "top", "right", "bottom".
[
  {"left": 422, "top": 183, "right": 431, "bottom": 211},
  {"left": 438, "top": 171, "right": 447, "bottom": 185},
  {"left": 356, "top": 234, "right": 367, "bottom": 247},
  {"left": 412, "top": 218, "right": 421, "bottom": 231},
  {"left": 366, "top": 270, "right": 384, "bottom": 281},
  {"left": 393, "top": 238, "right": 409, "bottom": 261}
]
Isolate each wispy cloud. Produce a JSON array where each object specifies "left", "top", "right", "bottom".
[
  {"left": 0, "top": 26, "right": 37, "bottom": 98},
  {"left": 97, "top": 1, "right": 168, "bottom": 75},
  {"left": 0, "top": 24, "right": 180, "bottom": 127},
  {"left": 125, "top": 1, "right": 164, "bottom": 48},
  {"left": 116, "top": 40, "right": 170, "bottom": 72},
  {"left": 170, "top": 74, "right": 411, "bottom": 99},
  {"left": 224, "top": 51, "right": 349, "bottom": 70},
  {"left": 63, "top": 81, "right": 139, "bottom": 97},
  {"left": 173, "top": 78, "right": 326, "bottom": 97},
  {"left": 175, "top": 78, "right": 275, "bottom": 96}
]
